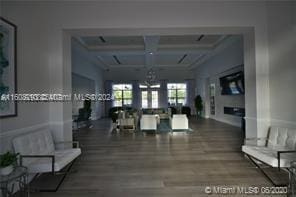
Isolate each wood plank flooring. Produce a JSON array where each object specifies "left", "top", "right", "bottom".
[{"left": 31, "top": 118, "right": 288, "bottom": 197}]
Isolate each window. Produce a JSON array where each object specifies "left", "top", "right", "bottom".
[
  {"left": 167, "top": 83, "right": 187, "bottom": 106},
  {"left": 112, "top": 84, "right": 132, "bottom": 107}
]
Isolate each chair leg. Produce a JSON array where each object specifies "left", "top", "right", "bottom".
[
  {"left": 246, "top": 154, "right": 286, "bottom": 187},
  {"left": 52, "top": 160, "right": 76, "bottom": 192},
  {"left": 30, "top": 159, "right": 77, "bottom": 192}
]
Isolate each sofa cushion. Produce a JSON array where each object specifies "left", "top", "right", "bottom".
[
  {"left": 13, "top": 129, "right": 55, "bottom": 157},
  {"left": 268, "top": 127, "right": 296, "bottom": 150},
  {"left": 13, "top": 129, "right": 82, "bottom": 173},
  {"left": 25, "top": 148, "right": 81, "bottom": 173},
  {"left": 242, "top": 145, "right": 295, "bottom": 168}
]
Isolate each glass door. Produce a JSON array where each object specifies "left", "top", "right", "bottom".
[
  {"left": 151, "top": 91, "right": 159, "bottom": 108},
  {"left": 141, "top": 90, "right": 159, "bottom": 108},
  {"left": 141, "top": 91, "right": 148, "bottom": 108},
  {"left": 140, "top": 84, "right": 160, "bottom": 108}
]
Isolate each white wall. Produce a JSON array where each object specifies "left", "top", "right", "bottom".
[
  {"left": 1, "top": 1, "right": 291, "bottom": 149},
  {"left": 72, "top": 39, "right": 104, "bottom": 120},
  {"left": 267, "top": 2, "right": 296, "bottom": 128},
  {"left": 195, "top": 36, "right": 244, "bottom": 127}
]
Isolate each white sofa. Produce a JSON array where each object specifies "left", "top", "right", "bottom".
[
  {"left": 140, "top": 115, "right": 157, "bottom": 131},
  {"left": 13, "top": 129, "right": 81, "bottom": 174},
  {"left": 170, "top": 114, "right": 189, "bottom": 130},
  {"left": 242, "top": 126, "right": 296, "bottom": 185},
  {"left": 243, "top": 126, "right": 296, "bottom": 168}
]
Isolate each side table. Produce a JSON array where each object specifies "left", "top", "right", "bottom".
[{"left": 0, "top": 166, "right": 29, "bottom": 197}]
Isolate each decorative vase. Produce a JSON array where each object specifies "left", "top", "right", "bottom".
[{"left": 0, "top": 165, "right": 13, "bottom": 176}]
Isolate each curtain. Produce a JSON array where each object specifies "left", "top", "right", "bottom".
[
  {"left": 132, "top": 80, "right": 140, "bottom": 109},
  {"left": 185, "top": 79, "right": 195, "bottom": 113},
  {"left": 159, "top": 79, "right": 168, "bottom": 108},
  {"left": 104, "top": 80, "right": 113, "bottom": 116}
]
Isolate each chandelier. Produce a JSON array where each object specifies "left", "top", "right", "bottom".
[{"left": 145, "top": 67, "right": 157, "bottom": 86}]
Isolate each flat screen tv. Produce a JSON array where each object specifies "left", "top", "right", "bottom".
[{"left": 220, "top": 71, "right": 244, "bottom": 95}]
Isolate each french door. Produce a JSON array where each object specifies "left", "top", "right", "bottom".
[{"left": 141, "top": 90, "right": 159, "bottom": 108}]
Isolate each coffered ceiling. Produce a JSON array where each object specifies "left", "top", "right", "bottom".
[{"left": 75, "top": 34, "right": 228, "bottom": 70}]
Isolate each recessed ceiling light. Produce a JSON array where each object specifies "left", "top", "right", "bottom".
[{"left": 149, "top": 52, "right": 153, "bottom": 55}]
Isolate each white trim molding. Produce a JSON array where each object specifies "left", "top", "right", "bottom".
[
  {"left": 0, "top": 122, "right": 50, "bottom": 139},
  {"left": 0, "top": 120, "right": 74, "bottom": 153},
  {"left": 270, "top": 118, "right": 296, "bottom": 129}
]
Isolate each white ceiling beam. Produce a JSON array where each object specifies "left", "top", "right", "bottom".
[
  {"left": 109, "top": 64, "right": 145, "bottom": 68},
  {"left": 95, "top": 56, "right": 110, "bottom": 69},
  {"left": 159, "top": 44, "right": 215, "bottom": 49},
  {"left": 108, "top": 64, "right": 191, "bottom": 68},
  {"left": 88, "top": 48, "right": 211, "bottom": 56},
  {"left": 157, "top": 48, "right": 210, "bottom": 55},
  {"left": 84, "top": 44, "right": 216, "bottom": 52},
  {"left": 87, "top": 45, "right": 144, "bottom": 51},
  {"left": 144, "top": 36, "right": 160, "bottom": 66},
  {"left": 89, "top": 50, "right": 145, "bottom": 56},
  {"left": 74, "top": 36, "right": 88, "bottom": 48},
  {"left": 213, "top": 35, "right": 229, "bottom": 47}
]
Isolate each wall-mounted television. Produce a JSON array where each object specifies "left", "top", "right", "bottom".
[{"left": 219, "top": 71, "right": 244, "bottom": 95}]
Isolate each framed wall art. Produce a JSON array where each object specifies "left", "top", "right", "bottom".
[{"left": 0, "top": 17, "right": 17, "bottom": 118}]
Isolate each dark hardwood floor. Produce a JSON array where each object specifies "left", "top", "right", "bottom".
[{"left": 31, "top": 118, "right": 287, "bottom": 197}]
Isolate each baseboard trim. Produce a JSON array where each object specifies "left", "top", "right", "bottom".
[{"left": 211, "top": 117, "right": 241, "bottom": 127}]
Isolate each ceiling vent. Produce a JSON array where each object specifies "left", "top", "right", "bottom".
[
  {"left": 99, "top": 36, "right": 106, "bottom": 43},
  {"left": 178, "top": 54, "right": 187, "bottom": 64},
  {"left": 197, "top": 35, "right": 204, "bottom": 42},
  {"left": 113, "top": 55, "right": 121, "bottom": 64}
]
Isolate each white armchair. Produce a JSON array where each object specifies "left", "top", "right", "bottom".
[
  {"left": 170, "top": 114, "right": 189, "bottom": 130},
  {"left": 140, "top": 115, "right": 157, "bottom": 131}
]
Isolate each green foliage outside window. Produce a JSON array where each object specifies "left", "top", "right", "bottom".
[
  {"left": 112, "top": 84, "right": 132, "bottom": 107},
  {"left": 167, "top": 83, "right": 187, "bottom": 105}
]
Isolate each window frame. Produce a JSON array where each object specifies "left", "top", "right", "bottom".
[
  {"left": 112, "top": 84, "right": 133, "bottom": 107},
  {"left": 167, "top": 83, "right": 187, "bottom": 106},
  {"left": 139, "top": 83, "right": 160, "bottom": 108}
]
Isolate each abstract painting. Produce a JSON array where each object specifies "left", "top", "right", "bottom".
[{"left": 0, "top": 17, "right": 17, "bottom": 118}]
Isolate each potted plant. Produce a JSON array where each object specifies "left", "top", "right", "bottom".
[
  {"left": 194, "top": 95, "right": 203, "bottom": 118},
  {"left": 0, "top": 152, "right": 19, "bottom": 175}
]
